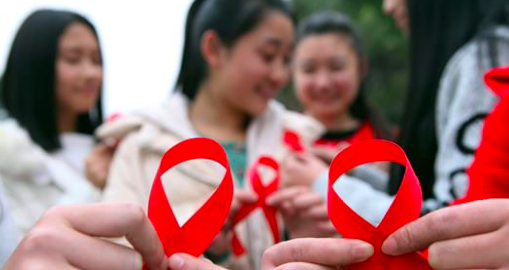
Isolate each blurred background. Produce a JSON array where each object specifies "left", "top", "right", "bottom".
[
  {"left": 0, "top": 0, "right": 192, "bottom": 116},
  {"left": 286, "top": 0, "right": 408, "bottom": 125},
  {"left": 0, "top": 0, "right": 407, "bottom": 125}
]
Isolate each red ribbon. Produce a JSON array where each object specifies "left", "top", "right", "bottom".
[
  {"left": 283, "top": 130, "right": 305, "bottom": 153},
  {"left": 147, "top": 138, "right": 234, "bottom": 257},
  {"left": 231, "top": 156, "right": 280, "bottom": 256},
  {"left": 327, "top": 140, "right": 431, "bottom": 270}
]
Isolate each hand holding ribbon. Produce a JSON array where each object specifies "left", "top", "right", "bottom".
[
  {"left": 327, "top": 140, "right": 431, "bottom": 270},
  {"left": 146, "top": 138, "right": 234, "bottom": 258},
  {"left": 231, "top": 156, "right": 281, "bottom": 256}
]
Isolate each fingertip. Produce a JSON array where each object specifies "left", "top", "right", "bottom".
[
  {"left": 168, "top": 254, "right": 185, "bottom": 270},
  {"left": 236, "top": 190, "right": 258, "bottom": 202},
  {"left": 427, "top": 244, "right": 441, "bottom": 269},
  {"left": 381, "top": 237, "right": 399, "bottom": 256},
  {"left": 351, "top": 242, "right": 374, "bottom": 262}
]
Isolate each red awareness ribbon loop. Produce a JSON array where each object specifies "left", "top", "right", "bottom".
[
  {"left": 327, "top": 140, "right": 432, "bottom": 270},
  {"left": 147, "top": 138, "right": 234, "bottom": 257},
  {"left": 231, "top": 156, "right": 280, "bottom": 256}
]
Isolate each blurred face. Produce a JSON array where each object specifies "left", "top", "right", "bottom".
[
  {"left": 293, "top": 34, "right": 363, "bottom": 120},
  {"left": 56, "top": 22, "right": 102, "bottom": 116},
  {"left": 383, "top": 0, "right": 409, "bottom": 32},
  {"left": 213, "top": 11, "right": 294, "bottom": 117}
]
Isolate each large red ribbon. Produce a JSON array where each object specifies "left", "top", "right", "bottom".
[
  {"left": 328, "top": 140, "right": 431, "bottom": 269},
  {"left": 231, "top": 156, "right": 280, "bottom": 256},
  {"left": 147, "top": 138, "right": 234, "bottom": 257}
]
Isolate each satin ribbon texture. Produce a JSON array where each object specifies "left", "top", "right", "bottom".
[
  {"left": 328, "top": 140, "right": 431, "bottom": 270},
  {"left": 231, "top": 156, "right": 280, "bottom": 256},
  {"left": 147, "top": 138, "right": 234, "bottom": 257}
]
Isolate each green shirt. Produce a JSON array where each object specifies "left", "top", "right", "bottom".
[{"left": 220, "top": 141, "right": 247, "bottom": 187}]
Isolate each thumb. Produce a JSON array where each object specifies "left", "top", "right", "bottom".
[{"left": 168, "top": 254, "right": 226, "bottom": 270}]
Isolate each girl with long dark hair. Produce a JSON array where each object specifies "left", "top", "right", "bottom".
[
  {"left": 98, "top": 1, "right": 325, "bottom": 269},
  {"left": 0, "top": 9, "right": 104, "bottom": 234}
]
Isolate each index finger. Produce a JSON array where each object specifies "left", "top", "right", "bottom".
[
  {"left": 382, "top": 199, "right": 509, "bottom": 256},
  {"left": 234, "top": 190, "right": 258, "bottom": 204},
  {"left": 50, "top": 203, "right": 166, "bottom": 270},
  {"left": 168, "top": 253, "right": 225, "bottom": 270},
  {"left": 261, "top": 238, "right": 373, "bottom": 269},
  {"left": 266, "top": 186, "right": 309, "bottom": 207}
]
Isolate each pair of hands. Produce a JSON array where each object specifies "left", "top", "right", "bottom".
[
  {"left": 206, "top": 186, "right": 337, "bottom": 258},
  {"left": 5, "top": 200, "right": 509, "bottom": 270},
  {"left": 277, "top": 146, "right": 344, "bottom": 239},
  {"left": 2, "top": 201, "right": 353, "bottom": 270},
  {"left": 281, "top": 144, "right": 390, "bottom": 188},
  {"left": 267, "top": 186, "right": 337, "bottom": 239},
  {"left": 2, "top": 202, "right": 221, "bottom": 270},
  {"left": 269, "top": 199, "right": 509, "bottom": 270},
  {"left": 148, "top": 146, "right": 346, "bottom": 257}
]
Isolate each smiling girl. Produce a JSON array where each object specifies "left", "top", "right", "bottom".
[
  {"left": 98, "top": 0, "right": 323, "bottom": 269},
  {"left": 0, "top": 9, "right": 104, "bottom": 235}
]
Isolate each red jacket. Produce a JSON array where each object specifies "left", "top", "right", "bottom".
[{"left": 456, "top": 66, "right": 509, "bottom": 203}]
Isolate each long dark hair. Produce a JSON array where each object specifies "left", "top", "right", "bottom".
[
  {"left": 0, "top": 9, "right": 103, "bottom": 152},
  {"left": 390, "top": 0, "right": 509, "bottom": 199},
  {"left": 176, "top": 0, "right": 293, "bottom": 101},
  {"left": 294, "top": 11, "right": 391, "bottom": 139}
]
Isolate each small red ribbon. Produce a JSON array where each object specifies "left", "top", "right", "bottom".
[
  {"left": 147, "top": 138, "right": 234, "bottom": 258},
  {"left": 231, "top": 156, "right": 280, "bottom": 256},
  {"left": 283, "top": 130, "right": 305, "bottom": 153},
  {"left": 328, "top": 140, "right": 431, "bottom": 270}
]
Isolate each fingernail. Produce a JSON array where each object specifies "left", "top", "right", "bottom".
[
  {"left": 381, "top": 237, "right": 398, "bottom": 255},
  {"left": 168, "top": 255, "right": 185, "bottom": 269},
  {"left": 352, "top": 242, "right": 374, "bottom": 262}
]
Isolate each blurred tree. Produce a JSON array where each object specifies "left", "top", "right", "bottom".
[{"left": 279, "top": 0, "right": 408, "bottom": 125}]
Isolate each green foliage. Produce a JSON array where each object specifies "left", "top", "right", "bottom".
[{"left": 278, "top": 0, "right": 409, "bottom": 124}]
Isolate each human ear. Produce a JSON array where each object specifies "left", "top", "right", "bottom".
[{"left": 201, "top": 30, "right": 226, "bottom": 68}]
